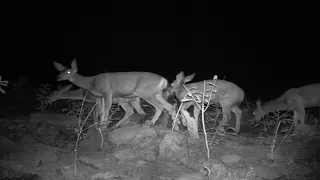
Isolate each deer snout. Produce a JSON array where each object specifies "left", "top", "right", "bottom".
[
  {"left": 252, "top": 113, "right": 262, "bottom": 121},
  {"left": 167, "top": 86, "right": 175, "bottom": 94},
  {"left": 56, "top": 76, "right": 62, "bottom": 81},
  {"left": 44, "top": 97, "right": 52, "bottom": 104}
]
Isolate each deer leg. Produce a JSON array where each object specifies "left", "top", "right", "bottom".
[
  {"left": 176, "top": 101, "right": 193, "bottom": 127},
  {"left": 193, "top": 104, "right": 201, "bottom": 127},
  {"left": 96, "top": 97, "right": 106, "bottom": 125},
  {"left": 231, "top": 106, "right": 243, "bottom": 134},
  {"left": 130, "top": 97, "right": 146, "bottom": 115},
  {"left": 293, "top": 110, "right": 299, "bottom": 124},
  {"left": 155, "top": 93, "right": 173, "bottom": 113},
  {"left": 112, "top": 103, "right": 134, "bottom": 129},
  {"left": 143, "top": 96, "right": 164, "bottom": 125},
  {"left": 292, "top": 97, "right": 305, "bottom": 125},
  {"left": 102, "top": 92, "right": 113, "bottom": 126},
  {"left": 297, "top": 107, "right": 305, "bottom": 125},
  {"left": 221, "top": 106, "right": 232, "bottom": 129}
]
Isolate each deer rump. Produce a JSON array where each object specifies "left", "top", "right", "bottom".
[{"left": 283, "top": 84, "right": 320, "bottom": 107}]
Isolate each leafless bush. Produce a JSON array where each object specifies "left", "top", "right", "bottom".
[
  {"left": 250, "top": 110, "right": 294, "bottom": 159},
  {"left": 36, "top": 84, "right": 52, "bottom": 113},
  {"left": 0, "top": 75, "right": 9, "bottom": 94}
]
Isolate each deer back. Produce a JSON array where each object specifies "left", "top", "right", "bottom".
[
  {"left": 90, "top": 72, "right": 167, "bottom": 97},
  {"left": 176, "top": 79, "right": 244, "bottom": 105}
]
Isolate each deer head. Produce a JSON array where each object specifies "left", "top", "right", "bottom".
[
  {"left": 53, "top": 59, "right": 78, "bottom": 82},
  {"left": 253, "top": 100, "right": 265, "bottom": 120},
  {"left": 168, "top": 71, "right": 196, "bottom": 94}
]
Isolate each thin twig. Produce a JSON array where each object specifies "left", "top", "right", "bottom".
[
  {"left": 201, "top": 80, "right": 210, "bottom": 159},
  {"left": 274, "top": 117, "right": 294, "bottom": 155},
  {"left": 74, "top": 92, "right": 96, "bottom": 176},
  {"left": 270, "top": 111, "right": 282, "bottom": 157},
  {"left": 171, "top": 100, "right": 185, "bottom": 131}
]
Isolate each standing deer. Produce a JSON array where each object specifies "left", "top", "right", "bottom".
[
  {"left": 46, "top": 84, "right": 147, "bottom": 125},
  {"left": 168, "top": 71, "right": 244, "bottom": 134},
  {"left": 53, "top": 59, "right": 174, "bottom": 129},
  {"left": 253, "top": 83, "right": 320, "bottom": 125}
]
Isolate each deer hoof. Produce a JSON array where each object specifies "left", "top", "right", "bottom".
[
  {"left": 110, "top": 125, "right": 118, "bottom": 130},
  {"left": 143, "top": 120, "right": 152, "bottom": 126}
]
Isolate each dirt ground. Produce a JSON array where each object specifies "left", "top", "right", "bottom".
[{"left": 0, "top": 108, "right": 319, "bottom": 180}]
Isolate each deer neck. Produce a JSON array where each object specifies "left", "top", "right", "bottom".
[
  {"left": 72, "top": 73, "right": 95, "bottom": 90},
  {"left": 261, "top": 98, "right": 289, "bottom": 114},
  {"left": 63, "top": 89, "right": 86, "bottom": 99},
  {"left": 62, "top": 90, "right": 97, "bottom": 102}
]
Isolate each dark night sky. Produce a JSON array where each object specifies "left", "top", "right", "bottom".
[{"left": 1, "top": 15, "right": 317, "bottom": 101}]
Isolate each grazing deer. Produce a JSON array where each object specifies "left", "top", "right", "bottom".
[
  {"left": 168, "top": 71, "right": 244, "bottom": 134},
  {"left": 253, "top": 84, "right": 320, "bottom": 125},
  {"left": 53, "top": 59, "right": 174, "bottom": 129},
  {"left": 46, "top": 84, "right": 147, "bottom": 125}
]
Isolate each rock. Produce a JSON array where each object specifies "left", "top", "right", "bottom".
[
  {"left": 91, "top": 172, "right": 115, "bottom": 180},
  {"left": 59, "top": 165, "right": 76, "bottom": 177},
  {"left": 159, "top": 131, "right": 187, "bottom": 159},
  {"left": 159, "top": 131, "right": 204, "bottom": 168},
  {"left": 0, "top": 160, "right": 37, "bottom": 175},
  {"left": 199, "top": 158, "right": 229, "bottom": 177},
  {"left": 253, "top": 164, "right": 285, "bottom": 179},
  {"left": 0, "top": 136, "right": 18, "bottom": 153},
  {"left": 39, "top": 150, "right": 58, "bottom": 164},
  {"left": 142, "top": 151, "right": 157, "bottom": 161},
  {"left": 113, "top": 148, "right": 137, "bottom": 161},
  {"left": 176, "top": 172, "right": 204, "bottom": 180},
  {"left": 78, "top": 152, "right": 110, "bottom": 170},
  {"left": 18, "top": 135, "right": 37, "bottom": 144},
  {"left": 109, "top": 126, "right": 158, "bottom": 146},
  {"left": 220, "top": 154, "right": 243, "bottom": 165}
]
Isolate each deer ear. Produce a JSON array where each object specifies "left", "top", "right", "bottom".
[
  {"left": 256, "top": 100, "right": 262, "bottom": 108},
  {"left": 71, "top": 59, "right": 78, "bottom": 72},
  {"left": 53, "top": 61, "right": 66, "bottom": 72},
  {"left": 176, "top": 71, "right": 185, "bottom": 81},
  {"left": 184, "top": 73, "right": 195, "bottom": 83}
]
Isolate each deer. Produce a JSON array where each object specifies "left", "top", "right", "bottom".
[
  {"left": 253, "top": 83, "right": 320, "bottom": 125},
  {"left": 46, "top": 84, "right": 147, "bottom": 126},
  {"left": 168, "top": 71, "right": 245, "bottom": 134},
  {"left": 53, "top": 59, "right": 174, "bottom": 129}
]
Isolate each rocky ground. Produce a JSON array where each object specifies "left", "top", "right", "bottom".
[{"left": 0, "top": 110, "right": 319, "bottom": 180}]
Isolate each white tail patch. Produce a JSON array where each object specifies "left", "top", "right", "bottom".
[{"left": 157, "top": 77, "right": 167, "bottom": 89}]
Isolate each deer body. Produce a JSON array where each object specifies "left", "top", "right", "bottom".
[
  {"left": 53, "top": 59, "right": 173, "bottom": 129},
  {"left": 87, "top": 72, "right": 167, "bottom": 97},
  {"left": 169, "top": 72, "right": 244, "bottom": 134},
  {"left": 254, "top": 83, "right": 320, "bottom": 125},
  {"left": 46, "top": 84, "right": 147, "bottom": 122}
]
